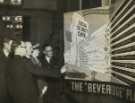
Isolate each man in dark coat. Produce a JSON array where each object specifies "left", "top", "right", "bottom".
[
  {"left": 0, "top": 38, "right": 13, "bottom": 103},
  {"left": 0, "top": 47, "right": 10, "bottom": 103},
  {"left": 7, "top": 55, "right": 41, "bottom": 103},
  {"left": 40, "top": 44, "right": 64, "bottom": 103}
]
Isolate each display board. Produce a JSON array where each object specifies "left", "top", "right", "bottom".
[
  {"left": 64, "top": 11, "right": 111, "bottom": 82},
  {"left": 63, "top": 5, "right": 135, "bottom": 103}
]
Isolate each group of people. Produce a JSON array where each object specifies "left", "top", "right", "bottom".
[{"left": 0, "top": 38, "right": 67, "bottom": 103}]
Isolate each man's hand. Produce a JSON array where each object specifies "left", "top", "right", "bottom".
[
  {"left": 60, "top": 66, "right": 67, "bottom": 74},
  {"left": 40, "top": 86, "right": 48, "bottom": 97}
]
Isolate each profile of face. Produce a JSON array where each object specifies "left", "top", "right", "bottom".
[
  {"left": 3, "top": 40, "right": 13, "bottom": 52},
  {"left": 32, "top": 49, "right": 40, "bottom": 58},
  {"left": 43, "top": 46, "right": 53, "bottom": 58},
  {"left": 25, "top": 42, "right": 33, "bottom": 56},
  {"left": 20, "top": 41, "right": 25, "bottom": 48}
]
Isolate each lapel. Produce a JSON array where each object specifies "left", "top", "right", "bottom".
[
  {"left": 44, "top": 56, "right": 49, "bottom": 63},
  {"left": 44, "top": 56, "right": 54, "bottom": 65},
  {"left": 42, "top": 56, "right": 55, "bottom": 69},
  {"left": 42, "top": 57, "right": 51, "bottom": 67}
]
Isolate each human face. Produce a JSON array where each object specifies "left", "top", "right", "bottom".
[
  {"left": 3, "top": 40, "right": 13, "bottom": 52},
  {"left": 32, "top": 49, "right": 40, "bottom": 58},
  {"left": 25, "top": 42, "right": 33, "bottom": 56},
  {"left": 43, "top": 46, "right": 53, "bottom": 58}
]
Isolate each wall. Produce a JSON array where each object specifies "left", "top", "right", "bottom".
[
  {"left": 28, "top": 12, "right": 53, "bottom": 45},
  {"left": 23, "top": 0, "right": 57, "bottom": 10}
]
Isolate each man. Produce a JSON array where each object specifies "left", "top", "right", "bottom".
[
  {"left": 0, "top": 38, "right": 13, "bottom": 103},
  {"left": 40, "top": 44, "right": 64, "bottom": 103},
  {"left": 41, "top": 44, "right": 64, "bottom": 78},
  {"left": 30, "top": 46, "right": 48, "bottom": 103}
]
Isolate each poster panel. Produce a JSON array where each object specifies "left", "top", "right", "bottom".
[{"left": 64, "top": 12, "right": 111, "bottom": 82}]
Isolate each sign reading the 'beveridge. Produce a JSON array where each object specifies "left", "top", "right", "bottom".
[{"left": 65, "top": 80, "right": 135, "bottom": 103}]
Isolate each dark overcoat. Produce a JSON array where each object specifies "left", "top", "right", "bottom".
[
  {"left": 0, "top": 52, "right": 11, "bottom": 103},
  {"left": 40, "top": 56, "right": 64, "bottom": 103},
  {"left": 6, "top": 56, "right": 39, "bottom": 103}
]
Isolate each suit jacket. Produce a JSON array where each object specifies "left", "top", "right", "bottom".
[
  {"left": 40, "top": 55, "right": 64, "bottom": 80},
  {"left": 6, "top": 56, "right": 39, "bottom": 103}
]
